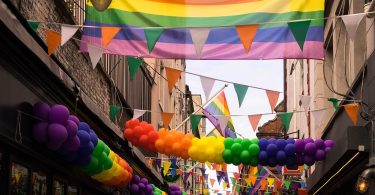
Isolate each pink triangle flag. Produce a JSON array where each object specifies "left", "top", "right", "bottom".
[
  {"left": 299, "top": 95, "right": 312, "bottom": 116},
  {"left": 61, "top": 25, "right": 79, "bottom": 46},
  {"left": 341, "top": 14, "right": 365, "bottom": 40},
  {"left": 200, "top": 76, "right": 215, "bottom": 100},
  {"left": 217, "top": 115, "right": 229, "bottom": 135},
  {"left": 133, "top": 109, "right": 147, "bottom": 119},
  {"left": 248, "top": 114, "right": 262, "bottom": 131},
  {"left": 87, "top": 44, "right": 104, "bottom": 69},
  {"left": 312, "top": 109, "right": 326, "bottom": 130},
  {"left": 266, "top": 90, "right": 280, "bottom": 112},
  {"left": 190, "top": 28, "right": 210, "bottom": 59}
]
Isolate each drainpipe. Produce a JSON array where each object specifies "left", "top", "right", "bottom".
[{"left": 365, "top": 1, "right": 375, "bottom": 58}]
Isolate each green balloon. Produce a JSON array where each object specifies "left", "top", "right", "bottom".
[
  {"left": 248, "top": 144, "right": 260, "bottom": 156},
  {"left": 93, "top": 164, "right": 103, "bottom": 175},
  {"left": 81, "top": 156, "right": 98, "bottom": 175},
  {"left": 97, "top": 152, "right": 108, "bottom": 165},
  {"left": 103, "top": 157, "right": 113, "bottom": 170},
  {"left": 251, "top": 138, "right": 259, "bottom": 145},
  {"left": 222, "top": 149, "right": 233, "bottom": 163},
  {"left": 232, "top": 156, "right": 242, "bottom": 166},
  {"left": 231, "top": 143, "right": 242, "bottom": 156},
  {"left": 103, "top": 145, "right": 110, "bottom": 155},
  {"left": 224, "top": 138, "right": 235, "bottom": 149},
  {"left": 240, "top": 150, "right": 251, "bottom": 165},
  {"left": 93, "top": 140, "right": 105, "bottom": 156},
  {"left": 234, "top": 138, "right": 242, "bottom": 144},
  {"left": 241, "top": 139, "right": 252, "bottom": 150},
  {"left": 249, "top": 157, "right": 258, "bottom": 166}
]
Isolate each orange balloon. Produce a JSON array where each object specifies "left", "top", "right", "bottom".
[
  {"left": 164, "top": 147, "right": 173, "bottom": 156},
  {"left": 181, "top": 137, "right": 192, "bottom": 149},
  {"left": 155, "top": 139, "right": 165, "bottom": 151},
  {"left": 164, "top": 134, "right": 175, "bottom": 144},
  {"left": 158, "top": 128, "right": 168, "bottom": 139},
  {"left": 186, "top": 133, "right": 194, "bottom": 139},
  {"left": 181, "top": 151, "right": 190, "bottom": 160},
  {"left": 172, "top": 143, "right": 181, "bottom": 155}
]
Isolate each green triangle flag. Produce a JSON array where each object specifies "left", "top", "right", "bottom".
[
  {"left": 190, "top": 115, "right": 202, "bottom": 138},
  {"left": 27, "top": 20, "right": 40, "bottom": 31},
  {"left": 109, "top": 105, "right": 122, "bottom": 122},
  {"left": 233, "top": 83, "right": 248, "bottom": 107},
  {"left": 278, "top": 112, "right": 294, "bottom": 132},
  {"left": 230, "top": 177, "right": 237, "bottom": 185},
  {"left": 235, "top": 184, "right": 241, "bottom": 192},
  {"left": 284, "top": 179, "right": 291, "bottom": 190},
  {"left": 127, "top": 57, "right": 143, "bottom": 80},
  {"left": 144, "top": 28, "right": 164, "bottom": 53},
  {"left": 288, "top": 20, "right": 311, "bottom": 51},
  {"left": 328, "top": 98, "right": 339, "bottom": 110}
]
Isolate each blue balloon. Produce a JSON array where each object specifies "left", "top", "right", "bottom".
[
  {"left": 268, "top": 138, "right": 276, "bottom": 144},
  {"left": 276, "top": 139, "right": 287, "bottom": 150},
  {"left": 78, "top": 142, "right": 94, "bottom": 156},
  {"left": 258, "top": 151, "right": 268, "bottom": 166},
  {"left": 284, "top": 144, "right": 296, "bottom": 156},
  {"left": 77, "top": 130, "right": 90, "bottom": 147},
  {"left": 286, "top": 138, "right": 295, "bottom": 144},
  {"left": 259, "top": 138, "right": 268, "bottom": 150},
  {"left": 286, "top": 156, "right": 297, "bottom": 167},
  {"left": 276, "top": 151, "right": 287, "bottom": 166},
  {"left": 268, "top": 157, "right": 277, "bottom": 167},
  {"left": 75, "top": 154, "right": 91, "bottom": 166},
  {"left": 266, "top": 144, "right": 278, "bottom": 156},
  {"left": 89, "top": 129, "right": 98, "bottom": 146},
  {"left": 78, "top": 122, "right": 90, "bottom": 132}
]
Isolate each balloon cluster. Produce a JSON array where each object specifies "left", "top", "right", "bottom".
[
  {"left": 152, "top": 185, "right": 167, "bottom": 195},
  {"left": 222, "top": 138, "right": 260, "bottom": 166},
  {"left": 129, "top": 175, "right": 154, "bottom": 195},
  {"left": 294, "top": 138, "right": 334, "bottom": 166},
  {"left": 124, "top": 119, "right": 159, "bottom": 151},
  {"left": 188, "top": 136, "right": 225, "bottom": 163},
  {"left": 155, "top": 129, "right": 194, "bottom": 160},
  {"left": 169, "top": 184, "right": 182, "bottom": 195}
]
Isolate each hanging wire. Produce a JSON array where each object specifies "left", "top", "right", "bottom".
[{"left": 15, "top": 110, "right": 23, "bottom": 144}]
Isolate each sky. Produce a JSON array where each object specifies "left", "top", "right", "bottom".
[{"left": 185, "top": 60, "right": 284, "bottom": 193}]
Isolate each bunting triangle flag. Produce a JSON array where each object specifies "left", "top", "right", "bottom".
[
  {"left": 165, "top": 67, "right": 182, "bottom": 93},
  {"left": 284, "top": 180, "right": 291, "bottom": 190},
  {"left": 248, "top": 114, "right": 262, "bottom": 131},
  {"left": 210, "top": 179, "right": 216, "bottom": 187},
  {"left": 288, "top": 20, "right": 312, "bottom": 51},
  {"left": 223, "top": 182, "right": 228, "bottom": 190},
  {"left": 101, "top": 26, "right": 121, "bottom": 48},
  {"left": 127, "top": 57, "right": 143, "bottom": 80},
  {"left": 230, "top": 177, "right": 236, "bottom": 185},
  {"left": 236, "top": 184, "right": 241, "bottom": 192},
  {"left": 190, "top": 28, "right": 210, "bottom": 59},
  {"left": 267, "top": 178, "right": 275, "bottom": 187},
  {"left": 27, "top": 20, "right": 40, "bottom": 31},
  {"left": 250, "top": 176, "right": 257, "bottom": 186},
  {"left": 233, "top": 83, "right": 249, "bottom": 107},
  {"left": 109, "top": 105, "right": 122, "bottom": 121},
  {"left": 274, "top": 180, "right": 282, "bottom": 191},
  {"left": 200, "top": 76, "right": 215, "bottom": 100},
  {"left": 61, "top": 25, "right": 79, "bottom": 46},
  {"left": 266, "top": 90, "right": 280, "bottom": 112},
  {"left": 184, "top": 172, "right": 191, "bottom": 182},
  {"left": 298, "top": 188, "right": 308, "bottom": 195},
  {"left": 163, "top": 161, "right": 172, "bottom": 176},
  {"left": 250, "top": 166, "right": 258, "bottom": 176},
  {"left": 341, "top": 14, "right": 365, "bottom": 40},
  {"left": 190, "top": 114, "right": 202, "bottom": 138},
  {"left": 299, "top": 95, "right": 312, "bottom": 116},
  {"left": 344, "top": 103, "right": 360, "bottom": 125},
  {"left": 147, "top": 158, "right": 153, "bottom": 167},
  {"left": 244, "top": 178, "right": 251, "bottom": 186},
  {"left": 312, "top": 109, "right": 326, "bottom": 129},
  {"left": 161, "top": 112, "right": 174, "bottom": 129},
  {"left": 236, "top": 24, "right": 259, "bottom": 54},
  {"left": 177, "top": 169, "right": 183, "bottom": 175},
  {"left": 45, "top": 29, "right": 61, "bottom": 56},
  {"left": 87, "top": 44, "right": 104, "bottom": 69},
  {"left": 217, "top": 115, "right": 229, "bottom": 135},
  {"left": 144, "top": 28, "right": 164, "bottom": 53},
  {"left": 233, "top": 173, "right": 240, "bottom": 181},
  {"left": 260, "top": 179, "right": 268, "bottom": 190},
  {"left": 278, "top": 112, "right": 294, "bottom": 132},
  {"left": 328, "top": 98, "right": 340, "bottom": 110},
  {"left": 133, "top": 109, "right": 147, "bottom": 119}
]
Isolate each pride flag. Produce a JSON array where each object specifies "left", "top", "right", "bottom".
[{"left": 81, "top": 0, "right": 324, "bottom": 59}]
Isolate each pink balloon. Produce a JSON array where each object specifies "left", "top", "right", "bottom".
[
  {"left": 68, "top": 115, "right": 79, "bottom": 126},
  {"left": 47, "top": 123, "right": 68, "bottom": 143}
]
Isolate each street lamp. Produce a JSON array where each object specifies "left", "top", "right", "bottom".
[
  {"left": 91, "top": 0, "right": 112, "bottom": 11},
  {"left": 356, "top": 167, "right": 375, "bottom": 193}
]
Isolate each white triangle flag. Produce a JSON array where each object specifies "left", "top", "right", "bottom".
[
  {"left": 61, "top": 25, "right": 79, "bottom": 46},
  {"left": 200, "top": 76, "right": 215, "bottom": 100},
  {"left": 311, "top": 109, "right": 326, "bottom": 130},
  {"left": 87, "top": 44, "right": 104, "bottom": 69},
  {"left": 341, "top": 14, "right": 365, "bottom": 40},
  {"left": 217, "top": 115, "right": 229, "bottom": 135},
  {"left": 133, "top": 109, "right": 147, "bottom": 119},
  {"left": 190, "top": 28, "right": 210, "bottom": 59},
  {"left": 299, "top": 95, "right": 312, "bottom": 116}
]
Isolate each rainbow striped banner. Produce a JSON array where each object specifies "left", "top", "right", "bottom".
[{"left": 81, "top": 0, "right": 324, "bottom": 59}]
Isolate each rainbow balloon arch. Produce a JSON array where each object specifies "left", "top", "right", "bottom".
[{"left": 31, "top": 102, "right": 334, "bottom": 193}]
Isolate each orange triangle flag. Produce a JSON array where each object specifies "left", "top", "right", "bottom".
[
  {"left": 46, "top": 29, "right": 61, "bottom": 56},
  {"left": 250, "top": 176, "right": 257, "bottom": 186},
  {"left": 210, "top": 178, "right": 216, "bottom": 187},
  {"left": 236, "top": 24, "right": 259, "bottom": 54},
  {"left": 233, "top": 173, "right": 240, "bottom": 181},
  {"left": 344, "top": 103, "right": 360, "bottom": 125},
  {"left": 248, "top": 114, "right": 262, "bottom": 131},
  {"left": 101, "top": 27, "right": 121, "bottom": 48},
  {"left": 274, "top": 180, "right": 282, "bottom": 191},
  {"left": 222, "top": 163, "right": 227, "bottom": 172},
  {"left": 260, "top": 179, "right": 268, "bottom": 190},
  {"left": 266, "top": 90, "right": 280, "bottom": 112},
  {"left": 165, "top": 67, "right": 182, "bottom": 93},
  {"left": 177, "top": 169, "right": 183, "bottom": 175},
  {"left": 161, "top": 112, "right": 174, "bottom": 129}
]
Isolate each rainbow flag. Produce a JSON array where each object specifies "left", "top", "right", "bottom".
[
  {"left": 204, "top": 92, "right": 236, "bottom": 138},
  {"left": 81, "top": 0, "right": 324, "bottom": 59}
]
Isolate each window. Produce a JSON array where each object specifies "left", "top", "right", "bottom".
[
  {"left": 10, "top": 162, "right": 29, "bottom": 195},
  {"left": 67, "top": 185, "right": 78, "bottom": 195},
  {"left": 32, "top": 171, "right": 47, "bottom": 195},
  {"left": 53, "top": 179, "right": 66, "bottom": 195}
]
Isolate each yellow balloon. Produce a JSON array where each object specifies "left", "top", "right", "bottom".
[
  {"left": 108, "top": 150, "right": 116, "bottom": 161},
  {"left": 113, "top": 164, "right": 121, "bottom": 176}
]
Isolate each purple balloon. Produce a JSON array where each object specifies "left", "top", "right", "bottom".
[
  {"left": 304, "top": 155, "right": 315, "bottom": 166},
  {"left": 170, "top": 185, "right": 180, "bottom": 191},
  {"left": 276, "top": 151, "right": 287, "bottom": 165},
  {"left": 77, "top": 130, "right": 90, "bottom": 147},
  {"left": 62, "top": 136, "right": 80, "bottom": 152},
  {"left": 268, "top": 157, "right": 277, "bottom": 167},
  {"left": 130, "top": 184, "right": 139, "bottom": 193},
  {"left": 89, "top": 130, "right": 98, "bottom": 146},
  {"left": 68, "top": 115, "right": 79, "bottom": 126},
  {"left": 295, "top": 139, "right": 305, "bottom": 153},
  {"left": 32, "top": 122, "right": 49, "bottom": 143},
  {"left": 296, "top": 153, "right": 304, "bottom": 166},
  {"left": 284, "top": 144, "right": 295, "bottom": 156},
  {"left": 140, "top": 178, "right": 148, "bottom": 185},
  {"left": 146, "top": 184, "right": 153, "bottom": 192},
  {"left": 138, "top": 183, "right": 146, "bottom": 190},
  {"left": 132, "top": 175, "right": 141, "bottom": 184},
  {"left": 259, "top": 138, "right": 268, "bottom": 150},
  {"left": 325, "top": 147, "right": 332, "bottom": 152},
  {"left": 65, "top": 120, "right": 78, "bottom": 138},
  {"left": 47, "top": 140, "right": 63, "bottom": 151},
  {"left": 33, "top": 102, "right": 50, "bottom": 121},
  {"left": 258, "top": 151, "right": 268, "bottom": 165},
  {"left": 315, "top": 149, "right": 326, "bottom": 161},
  {"left": 315, "top": 139, "right": 325, "bottom": 149},
  {"left": 324, "top": 140, "right": 334, "bottom": 148},
  {"left": 266, "top": 144, "right": 278, "bottom": 156},
  {"left": 47, "top": 123, "right": 68, "bottom": 143},
  {"left": 276, "top": 139, "right": 287, "bottom": 150},
  {"left": 78, "top": 142, "right": 94, "bottom": 156},
  {"left": 286, "top": 138, "right": 295, "bottom": 144},
  {"left": 49, "top": 105, "right": 69, "bottom": 124},
  {"left": 78, "top": 122, "right": 90, "bottom": 133},
  {"left": 305, "top": 138, "right": 314, "bottom": 144},
  {"left": 304, "top": 143, "right": 317, "bottom": 155},
  {"left": 268, "top": 138, "right": 276, "bottom": 144}
]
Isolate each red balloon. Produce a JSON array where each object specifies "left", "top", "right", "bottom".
[
  {"left": 140, "top": 126, "right": 149, "bottom": 135},
  {"left": 128, "top": 119, "right": 140, "bottom": 128},
  {"left": 148, "top": 131, "right": 159, "bottom": 142},
  {"left": 139, "top": 121, "right": 148, "bottom": 127},
  {"left": 124, "top": 128, "right": 134, "bottom": 140},
  {"left": 139, "top": 135, "right": 149, "bottom": 144}
]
